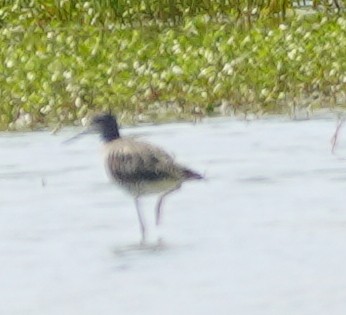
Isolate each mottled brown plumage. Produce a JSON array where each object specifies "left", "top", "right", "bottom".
[{"left": 104, "top": 138, "right": 200, "bottom": 196}]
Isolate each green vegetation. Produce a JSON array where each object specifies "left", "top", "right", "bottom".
[{"left": 0, "top": 0, "right": 345, "bottom": 129}]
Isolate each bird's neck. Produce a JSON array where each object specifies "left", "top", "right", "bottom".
[{"left": 101, "top": 126, "right": 120, "bottom": 142}]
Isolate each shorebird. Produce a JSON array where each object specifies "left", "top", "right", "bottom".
[{"left": 66, "top": 113, "right": 203, "bottom": 243}]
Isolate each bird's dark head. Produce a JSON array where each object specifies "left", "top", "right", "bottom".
[
  {"left": 63, "top": 113, "right": 120, "bottom": 144},
  {"left": 90, "top": 113, "right": 120, "bottom": 142}
]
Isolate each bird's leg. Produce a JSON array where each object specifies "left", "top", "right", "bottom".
[
  {"left": 155, "top": 185, "right": 181, "bottom": 226},
  {"left": 135, "top": 198, "right": 146, "bottom": 245}
]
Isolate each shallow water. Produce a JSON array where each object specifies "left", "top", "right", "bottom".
[{"left": 1, "top": 115, "right": 346, "bottom": 315}]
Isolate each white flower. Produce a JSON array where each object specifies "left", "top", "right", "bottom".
[
  {"left": 40, "top": 105, "right": 52, "bottom": 114},
  {"left": 242, "top": 36, "right": 251, "bottom": 45},
  {"left": 227, "top": 36, "right": 234, "bottom": 45},
  {"left": 91, "top": 46, "right": 98, "bottom": 56},
  {"left": 204, "top": 50, "right": 213, "bottom": 63},
  {"left": 66, "top": 36, "right": 74, "bottom": 44},
  {"left": 137, "top": 64, "right": 146, "bottom": 75},
  {"left": 47, "top": 31, "right": 54, "bottom": 39},
  {"left": 81, "top": 117, "right": 88, "bottom": 126},
  {"left": 42, "top": 82, "right": 50, "bottom": 91},
  {"left": 303, "top": 32, "right": 311, "bottom": 40},
  {"left": 106, "top": 67, "right": 112, "bottom": 75},
  {"left": 337, "top": 17, "right": 346, "bottom": 28},
  {"left": 6, "top": 59, "right": 14, "bottom": 68},
  {"left": 213, "top": 83, "right": 222, "bottom": 94},
  {"left": 23, "top": 113, "right": 32, "bottom": 124},
  {"left": 66, "top": 83, "right": 73, "bottom": 92},
  {"left": 287, "top": 49, "right": 297, "bottom": 60},
  {"left": 172, "top": 44, "right": 181, "bottom": 54},
  {"left": 279, "top": 24, "right": 288, "bottom": 31},
  {"left": 222, "top": 63, "right": 234, "bottom": 75},
  {"left": 127, "top": 79, "right": 135, "bottom": 88},
  {"left": 51, "top": 73, "right": 59, "bottom": 82},
  {"left": 133, "top": 61, "right": 140, "bottom": 70},
  {"left": 172, "top": 65, "right": 183, "bottom": 75},
  {"left": 63, "top": 71, "right": 72, "bottom": 79},
  {"left": 278, "top": 92, "right": 285, "bottom": 100},
  {"left": 222, "top": 63, "right": 232, "bottom": 72},
  {"left": 27, "top": 72, "right": 35, "bottom": 81},
  {"left": 75, "top": 97, "right": 82, "bottom": 108},
  {"left": 261, "top": 88, "right": 269, "bottom": 97},
  {"left": 91, "top": 15, "right": 98, "bottom": 25},
  {"left": 296, "top": 27, "right": 303, "bottom": 34},
  {"left": 199, "top": 68, "right": 208, "bottom": 77},
  {"left": 117, "top": 62, "right": 128, "bottom": 71},
  {"left": 56, "top": 34, "right": 64, "bottom": 43},
  {"left": 144, "top": 88, "right": 152, "bottom": 98}
]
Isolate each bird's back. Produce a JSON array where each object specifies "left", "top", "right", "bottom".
[{"left": 103, "top": 138, "right": 202, "bottom": 196}]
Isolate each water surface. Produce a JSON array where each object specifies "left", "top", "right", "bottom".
[{"left": 1, "top": 115, "right": 346, "bottom": 315}]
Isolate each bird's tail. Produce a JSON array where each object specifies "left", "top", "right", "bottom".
[{"left": 183, "top": 168, "right": 204, "bottom": 180}]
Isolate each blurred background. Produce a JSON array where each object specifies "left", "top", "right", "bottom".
[{"left": 0, "top": 0, "right": 345, "bottom": 129}]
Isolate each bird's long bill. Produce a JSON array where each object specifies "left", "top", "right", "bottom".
[{"left": 63, "top": 128, "right": 92, "bottom": 144}]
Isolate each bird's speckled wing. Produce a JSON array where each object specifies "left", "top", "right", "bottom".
[{"left": 104, "top": 139, "right": 184, "bottom": 184}]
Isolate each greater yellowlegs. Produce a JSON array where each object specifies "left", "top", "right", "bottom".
[{"left": 67, "top": 114, "right": 203, "bottom": 243}]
